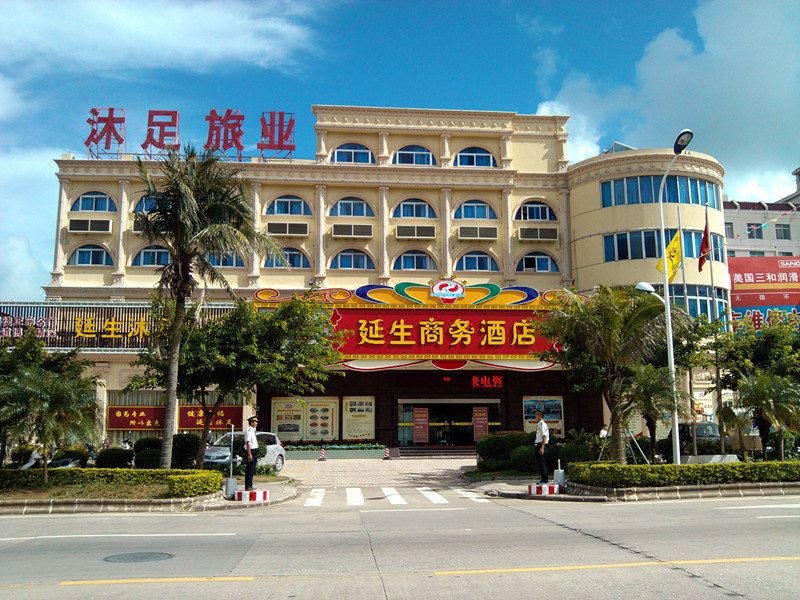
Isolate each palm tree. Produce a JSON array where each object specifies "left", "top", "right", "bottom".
[
  {"left": 732, "top": 370, "right": 800, "bottom": 460},
  {"left": 136, "top": 146, "right": 279, "bottom": 468},
  {"left": 537, "top": 286, "right": 687, "bottom": 462},
  {"left": 0, "top": 367, "right": 98, "bottom": 482}
]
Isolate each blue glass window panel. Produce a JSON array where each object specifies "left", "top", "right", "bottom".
[
  {"left": 331, "top": 198, "right": 374, "bottom": 217},
  {"left": 331, "top": 250, "right": 374, "bottom": 270},
  {"left": 604, "top": 235, "right": 616, "bottom": 261},
  {"left": 516, "top": 202, "right": 555, "bottom": 221},
  {"left": 626, "top": 178, "right": 640, "bottom": 204},
  {"left": 133, "top": 246, "right": 170, "bottom": 266},
  {"left": 267, "top": 196, "right": 310, "bottom": 215},
  {"left": 699, "top": 181, "right": 708, "bottom": 206},
  {"left": 135, "top": 196, "right": 157, "bottom": 213},
  {"left": 643, "top": 231, "right": 658, "bottom": 258},
  {"left": 689, "top": 179, "right": 700, "bottom": 205},
  {"left": 666, "top": 176, "right": 678, "bottom": 203},
  {"left": 393, "top": 145, "right": 435, "bottom": 165},
  {"left": 457, "top": 252, "right": 499, "bottom": 271},
  {"left": 207, "top": 252, "right": 244, "bottom": 267},
  {"left": 332, "top": 143, "right": 375, "bottom": 164},
  {"left": 266, "top": 248, "right": 310, "bottom": 269},
  {"left": 394, "top": 251, "right": 434, "bottom": 270},
  {"left": 639, "top": 177, "right": 654, "bottom": 204},
  {"left": 629, "top": 231, "right": 644, "bottom": 259},
  {"left": 394, "top": 199, "right": 435, "bottom": 218},
  {"left": 535, "top": 257, "right": 549, "bottom": 272},
  {"left": 613, "top": 179, "right": 625, "bottom": 205},
  {"left": 615, "top": 233, "right": 629, "bottom": 260},
  {"left": 72, "top": 192, "right": 117, "bottom": 212},
  {"left": 678, "top": 177, "right": 689, "bottom": 204},
  {"left": 455, "top": 147, "right": 496, "bottom": 167},
  {"left": 68, "top": 245, "right": 113, "bottom": 266},
  {"left": 682, "top": 230, "right": 694, "bottom": 257},
  {"left": 711, "top": 184, "right": 719, "bottom": 209},
  {"left": 455, "top": 200, "right": 497, "bottom": 219},
  {"left": 601, "top": 182, "right": 612, "bottom": 208}
]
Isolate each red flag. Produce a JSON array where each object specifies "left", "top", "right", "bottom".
[{"left": 698, "top": 209, "right": 710, "bottom": 272}]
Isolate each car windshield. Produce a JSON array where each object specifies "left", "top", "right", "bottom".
[{"left": 211, "top": 433, "right": 241, "bottom": 447}]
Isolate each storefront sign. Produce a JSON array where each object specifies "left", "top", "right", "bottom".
[
  {"left": 472, "top": 407, "right": 489, "bottom": 441},
  {"left": 178, "top": 405, "right": 243, "bottom": 430},
  {"left": 107, "top": 406, "right": 164, "bottom": 431},
  {"left": 413, "top": 407, "right": 429, "bottom": 443},
  {"left": 271, "top": 399, "right": 304, "bottom": 441},
  {"left": 728, "top": 257, "right": 800, "bottom": 329},
  {"left": 343, "top": 396, "right": 375, "bottom": 440},
  {"left": 471, "top": 375, "right": 503, "bottom": 388},
  {"left": 522, "top": 396, "right": 564, "bottom": 438}
]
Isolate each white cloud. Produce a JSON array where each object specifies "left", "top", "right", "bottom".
[
  {"left": 533, "top": 48, "right": 559, "bottom": 97},
  {"left": 0, "top": 75, "right": 26, "bottom": 122},
  {"left": 0, "top": 237, "right": 48, "bottom": 300}
]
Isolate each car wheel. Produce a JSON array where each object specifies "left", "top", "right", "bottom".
[{"left": 274, "top": 455, "right": 284, "bottom": 472}]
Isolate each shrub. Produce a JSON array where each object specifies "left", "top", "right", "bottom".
[
  {"left": 10, "top": 444, "right": 37, "bottom": 465},
  {"left": 133, "top": 437, "right": 163, "bottom": 454},
  {"left": 134, "top": 448, "right": 162, "bottom": 469},
  {"left": 52, "top": 444, "right": 90, "bottom": 467},
  {"left": 95, "top": 447, "right": 134, "bottom": 468},
  {"left": 167, "top": 471, "right": 223, "bottom": 497},
  {"left": 0, "top": 467, "right": 212, "bottom": 489},
  {"left": 171, "top": 433, "right": 202, "bottom": 469},
  {"left": 510, "top": 445, "right": 538, "bottom": 472},
  {"left": 256, "top": 464, "right": 276, "bottom": 476},
  {"left": 232, "top": 438, "right": 267, "bottom": 463},
  {"left": 476, "top": 432, "right": 531, "bottom": 470}
]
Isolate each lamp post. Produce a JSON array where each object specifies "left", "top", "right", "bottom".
[{"left": 651, "top": 129, "right": 693, "bottom": 465}]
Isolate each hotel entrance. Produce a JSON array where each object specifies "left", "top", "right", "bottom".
[{"left": 397, "top": 399, "right": 501, "bottom": 447}]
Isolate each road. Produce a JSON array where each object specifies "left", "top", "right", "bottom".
[{"left": 1, "top": 482, "right": 798, "bottom": 599}]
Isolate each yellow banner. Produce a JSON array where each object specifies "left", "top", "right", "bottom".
[{"left": 656, "top": 232, "right": 682, "bottom": 282}]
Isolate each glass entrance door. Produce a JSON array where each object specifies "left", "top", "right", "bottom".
[{"left": 398, "top": 402, "right": 500, "bottom": 446}]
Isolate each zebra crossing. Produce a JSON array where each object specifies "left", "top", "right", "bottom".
[{"left": 301, "top": 486, "right": 492, "bottom": 508}]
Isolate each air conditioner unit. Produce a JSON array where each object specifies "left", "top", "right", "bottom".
[
  {"left": 458, "top": 226, "right": 498, "bottom": 240},
  {"left": 396, "top": 225, "right": 436, "bottom": 239},
  {"left": 69, "top": 219, "right": 112, "bottom": 234},
  {"left": 518, "top": 227, "right": 559, "bottom": 241},
  {"left": 267, "top": 222, "right": 310, "bottom": 237},
  {"left": 332, "top": 223, "right": 373, "bottom": 238}
]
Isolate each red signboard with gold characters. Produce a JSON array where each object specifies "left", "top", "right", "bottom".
[
  {"left": 107, "top": 406, "right": 165, "bottom": 431},
  {"left": 178, "top": 406, "right": 243, "bottom": 430}
]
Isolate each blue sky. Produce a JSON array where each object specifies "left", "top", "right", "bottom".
[{"left": 1, "top": 0, "right": 798, "bottom": 299}]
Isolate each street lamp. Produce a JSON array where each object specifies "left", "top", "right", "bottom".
[{"left": 653, "top": 129, "right": 693, "bottom": 465}]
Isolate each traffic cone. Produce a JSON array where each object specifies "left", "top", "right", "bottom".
[
  {"left": 383, "top": 447, "right": 391, "bottom": 460},
  {"left": 318, "top": 447, "right": 326, "bottom": 461}
]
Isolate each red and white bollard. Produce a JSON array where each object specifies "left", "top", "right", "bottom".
[
  {"left": 235, "top": 489, "right": 269, "bottom": 503},
  {"left": 528, "top": 483, "right": 560, "bottom": 496},
  {"left": 383, "top": 447, "right": 391, "bottom": 460},
  {"left": 318, "top": 447, "right": 326, "bottom": 461}
]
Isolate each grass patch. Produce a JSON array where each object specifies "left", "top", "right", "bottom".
[
  {"left": 463, "top": 469, "right": 533, "bottom": 481},
  {"left": 0, "top": 482, "right": 170, "bottom": 501}
]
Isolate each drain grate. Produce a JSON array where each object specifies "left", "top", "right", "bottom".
[{"left": 103, "top": 552, "right": 175, "bottom": 563}]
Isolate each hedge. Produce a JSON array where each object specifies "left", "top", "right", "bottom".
[
  {"left": 476, "top": 432, "right": 532, "bottom": 471},
  {"left": 95, "top": 448, "right": 134, "bottom": 468},
  {"left": 0, "top": 468, "right": 215, "bottom": 490},
  {"left": 134, "top": 448, "right": 162, "bottom": 469},
  {"left": 167, "top": 471, "right": 223, "bottom": 498},
  {"left": 171, "top": 433, "right": 202, "bottom": 469},
  {"left": 53, "top": 444, "right": 90, "bottom": 467},
  {"left": 510, "top": 445, "right": 538, "bottom": 472},
  {"left": 567, "top": 461, "right": 800, "bottom": 488},
  {"left": 133, "top": 437, "right": 163, "bottom": 453}
]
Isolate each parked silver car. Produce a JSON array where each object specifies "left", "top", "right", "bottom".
[{"left": 203, "top": 431, "right": 285, "bottom": 472}]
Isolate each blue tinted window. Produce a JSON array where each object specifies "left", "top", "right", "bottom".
[
  {"left": 644, "top": 231, "right": 658, "bottom": 258},
  {"left": 393, "top": 145, "right": 435, "bottom": 166},
  {"left": 689, "top": 178, "right": 700, "bottom": 205},
  {"left": 604, "top": 235, "right": 616, "bottom": 261},
  {"left": 393, "top": 199, "right": 436, "bottom": 218},
  {"left": 678, "top": 177, "right": 690, "bottom": 204},
  {"left": 666, "top": 176, "right": 678, "bottom": 203},
  {"left": 265, "top": 248, "right": 310, "bottom": 269},
  {"left": 601, "top": 181, "right": 612, "bottom": 208},
  {"left": 456, "top": 251, "right": 499, "bottom": 272},
  {"left": 613, "top": 180, "right": 625, "bottom": 205},
  {"left": 266, "top": 195, "right": 311, "bottom": 216},
  {"left": 454, "top": 200, "right": 497, "bottom": 219},
  {"left": 132, "top": 245, "right": 170, "bottom": 266},
  {"left": 330, "top": 250, "right": 374, "bottom": 270},
  {"left": 455, "top": 147, "right": 496, "bottom": 167},
  {"left": 134, "top": 196, "right": 157, "bottom": 213},
  {"left": 699, "top": 181, "right": 708, "bottom": 207},
  {"left": 331, "top": 197, "right": 374, "bottom": 217},
  {"left": 629, "top": 231, "right": 643, "bottom": 259},
  {"left": 207, "top": 252, "right": 244, "bottom": 267},
  {"left": 615, "top": 233, "right": 629, "bottom": 260},
  {"left": 640, "top": 176, "right": 654, "bottom": 204},
  {"left": 332, "top": 143, "right": 375, "bottom": 164},
  {"left": 626, "top": 178, "right": 640, "bottom": 204},
  {"left": 393, "top": 251, "right": 435, "bottom": 270},
  {"left": 517, "top": 252, "right": 558, "bottom": 273},
  {"left": 515, "top": 201, "right": 555, "bottom": 221},
  {"left": 67, "top": 244, "right": 113, "bottom": 266},
  {"left": 71, "top": 191, "right": 117, "bottom": 212}
]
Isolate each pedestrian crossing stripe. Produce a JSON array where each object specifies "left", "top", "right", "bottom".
[{"left": 302, "top": 486, "right": 490, "bottom": 507}]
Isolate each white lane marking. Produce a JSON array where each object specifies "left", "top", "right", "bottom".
[
  {"left": 451, "top": 487, "right": 491, "bottom": 503},
  {"left": 304, "top": 488, "right": 325, "bottom": 507},
  {"left": 756, "top": 515, "right": 800, "bottom": 519},
  {"left": 361, "top": 507, "right": 467, "bottom": 513},
  {"left": 346, "top": 488, "right": 365, "bottom": 506},
  {"left": 716, "top": 504, "right": 800, "bottom": 510},
  {"left": 0, "top": 533, "right": 234, "bottom": 542},
  {"left": 0, "top": 513, "right": 198, "bottom": 520},
  {"left": 381, "top": 487, "right": 408, "bottom": 505},
  {"left": 416, "top": 487, "right": 449, "bottom": 504}
]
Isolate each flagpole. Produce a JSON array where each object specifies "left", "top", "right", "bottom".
[
  {"left": 676, "top": 200, "right": 695, "bottom": 455},
  {"left": 706, "top": 202, "right": 726, "bottom": 453}
]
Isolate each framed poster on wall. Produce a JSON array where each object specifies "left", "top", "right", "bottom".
[
  {"left": 305, "top": 397, "right": 338, "bottom": 441},
  {"left": 343, "top": 396, "right": 375, "bottom": 440},
  {"left": 271, "top": 398, "right": 304, "bottom": 441},
  {"left": 522, "top": 396, "right": 564, "bottom": 438}
]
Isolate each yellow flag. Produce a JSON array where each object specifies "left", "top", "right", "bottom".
[{"left": 656, "top": 232, "right": 682, "bottom": 282}]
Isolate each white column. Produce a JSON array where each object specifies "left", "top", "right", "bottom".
[
  {"left": 440, "top": 134, "right": 451, "bottom": 167},
  {"left": 501, "top": 136, "right": 512, "bottom": 169},
  {"left": 557, "top": 134, "right": 569, "bottom": 172},
  {"left": 502, "top": 189, "right": 514, "bottom": 282},
  {"left": 113, "top": 179, "right": 129, "bottom": 285},
  {"left": 249, "top": 183, "right": 261, "bottom": 284},
  {"left": 379, "top": 186, "right": 390, "bottom": 281},
  {"left": 558, "top": 189, "right": 574, "bottom": 286},
  {"left": 51, "top": 178, "right": 69, "bottom": 284},
  {"left": 315, "top": 185, "right": 327, "bottom": 281},
  {"left": 316, "top": 129, "right": 328, "bottom": 163},
  {"left": 378, "top": 132, "right": 390, "bottom": 166},
  {"left": 441, "top": 188, "right": 452, "bottom": 278}
]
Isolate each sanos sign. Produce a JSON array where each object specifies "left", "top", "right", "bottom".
[{"left": 778, "top": 259, "right": 800, "bottom": 268}]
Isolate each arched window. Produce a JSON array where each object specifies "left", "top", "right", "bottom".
[
  {"left": 206, "top": 251, "right": 245, "bottom": 268},
  {"left": 517, "top": 252, "right": 559, "bottom": 273},
  {"left": 393, "top": 251, "right": 436, "bottom": 271},
  {"left": 266, "top": 195, "right": 311, "bottom": 216},
  {"left": 455, "top": 251, "right": 499, "bottom": 272},
  {"left": 515, "top": 201, "right": 556, "bottom": 221},
  {"left": 71, "top": 191, "right": 117, "bottom": 212},
  {"left": 67, "top": 244, "right": 113, "bottom": 266},
  {"left": 454, "top": 147, "right": 497, "bottom": 167},
  {"left": 331, "top": 143, "right": 375, "bottom": 164},
  {"left": 330, "top": 249, "right": 375, "bottom": 270},
  {"left": 134, "top": 195, "right": 157, "bottom": 213},
  {"left": 392, "top": 145, "right": 436, "bottom": 166},
  {"left": 330, "top": 197, "right": 374, "bottom": 217},
  {"left": 392, "top": 199, "right": 436, "bottom": 218},
  {"left": 132, "top": 245, "right": 170, "bottom": 266},
  {"left": 264, "top": 248, "right": 310, "bottom": 269},
  {"left": 454, "top": 200, "right": 497, "bottom": 219}
]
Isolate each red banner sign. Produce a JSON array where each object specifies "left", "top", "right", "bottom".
[
  {"left": 333, "top": 308, "right": 550, "bottom": 359},
  {"left": 178, "top": 406, "right": 243, "bottom": 430},
  {"left": 473, "top": 407, "right": 489, "bottom": 441},
  {"left": 728, "top": 257, "right": 800, "bottom": 329},
  {"left": 107, "top": 406, "right": 165, "bottom": 431},
  {"left": 413, "top": 408, "right": 429, "bottom": 443}
]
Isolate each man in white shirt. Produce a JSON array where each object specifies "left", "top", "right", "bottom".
[
  {"left": 533, "top": 409, "right": 549, "bottom": 484},
  {"left": 244, "top": 416, "right": 259, "bottom": 491}
]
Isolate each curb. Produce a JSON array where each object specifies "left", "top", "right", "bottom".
[
  {"left": 483, "top": 489, "right": 608, "bottom": 502},
  {"left": 192, "top": 487, "right": 300, "bottom": 511},
  {"left": 0, "top": 491, "right": 224, "bottom": 515},
  {"left": 566, "top": 481, "right": 800, "bottom": 502}
]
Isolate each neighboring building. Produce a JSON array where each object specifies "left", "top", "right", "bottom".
[{"left": 2, "top": 105, "right": 730, "bottom": 445}]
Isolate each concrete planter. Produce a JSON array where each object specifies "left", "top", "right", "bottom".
[{"left": 286, "top": 449, "right": 386, "bottom": 460}]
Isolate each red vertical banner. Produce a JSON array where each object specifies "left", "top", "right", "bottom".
[
  {"left": 472, "top": 406, "right": 489, "bottom": 441},
  {"left": 413, "top": 408, "right": 429, "bottom": 444}
]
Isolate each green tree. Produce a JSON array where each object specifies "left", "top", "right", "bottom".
[
  {"left": 130, "top": 297, "right": 344, "bottom": 467},
  {"left": 536, "top": 286, "right": 688, "bottom": 462},
  {"left": 136, "top": 146, "right": 280, "bottom": 468}
]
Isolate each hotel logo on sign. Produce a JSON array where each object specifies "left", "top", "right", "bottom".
[{"left": 430, "top": 280, "right": 465, "bottom": 304}]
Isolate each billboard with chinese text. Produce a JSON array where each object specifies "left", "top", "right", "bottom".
[{"left": 728, "top": 257, "right": 800, "bottom": 329}]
